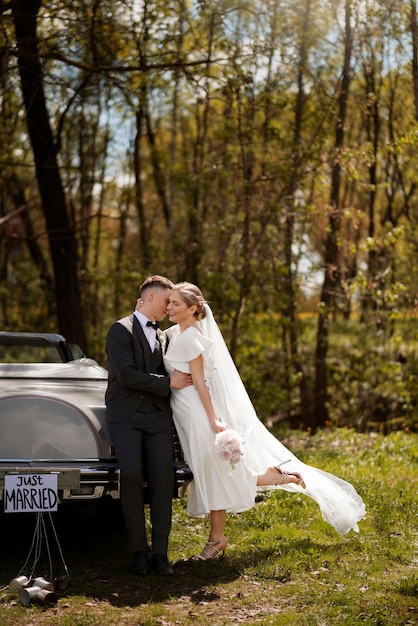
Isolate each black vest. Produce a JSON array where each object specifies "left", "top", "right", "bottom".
[{"left": 149, "top": 339, "right": 165, "bottom": 374}]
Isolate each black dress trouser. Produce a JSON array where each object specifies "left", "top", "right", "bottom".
[{"left": 108, "top": 408, "right": 174, "bottom": 554}]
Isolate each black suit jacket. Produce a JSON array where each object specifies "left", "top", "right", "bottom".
[{"left": 105, "top": 314, "right": 171, "bottom": 424}]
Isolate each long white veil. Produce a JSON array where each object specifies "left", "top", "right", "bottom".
[{"left": 199, "top": 305, "right": 366, "bottom": 535}]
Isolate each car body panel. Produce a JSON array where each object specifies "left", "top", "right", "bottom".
[{"left": 0, "top": 332, "right": 192, "bottom": 505}]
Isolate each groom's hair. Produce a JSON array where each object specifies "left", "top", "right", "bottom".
[{"left": 139, "top": 275, "right": 173, "bottom": 296}]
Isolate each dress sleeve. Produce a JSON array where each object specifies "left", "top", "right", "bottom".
[{"left": 167, "top": 330, "right": 212, "bottom": 364}]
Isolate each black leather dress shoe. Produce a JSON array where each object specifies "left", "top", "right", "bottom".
[
  {"left": 133, "top": 551, "right": 151, "bottom": 576},
  {"left": 151, "top": 554, "right": 174, "bottom": 576}
]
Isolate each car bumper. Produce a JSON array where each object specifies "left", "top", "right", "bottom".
[{"left": 0, "top": 461, "right": 193, "bottom": 503}]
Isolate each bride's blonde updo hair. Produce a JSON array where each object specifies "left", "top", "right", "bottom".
[{"left": 173, "top": 282, "right": 207, "bottom": 320}]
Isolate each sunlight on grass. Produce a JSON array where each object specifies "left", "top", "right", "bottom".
[{"left": 0, "top": 429, "right": 417, "bottom": 626}]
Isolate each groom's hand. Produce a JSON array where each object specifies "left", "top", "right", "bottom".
[{"left": 170, "top": 370, "right": 193, "bottom": 388}]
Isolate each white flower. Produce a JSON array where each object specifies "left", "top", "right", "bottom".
[
  {"left": 157, "top": 329, "right": 167, "bottom": 352},
  {"left": 215, "top": 428, "right": 244, "bottom": 472}
]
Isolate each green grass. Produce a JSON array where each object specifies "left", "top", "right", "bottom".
[{"left": 0, "top": 429, "right": 417, "bottom": 625}]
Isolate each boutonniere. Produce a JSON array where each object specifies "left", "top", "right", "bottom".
[{"left": 157, "top": 329, "right": 167, "bottom": 352}]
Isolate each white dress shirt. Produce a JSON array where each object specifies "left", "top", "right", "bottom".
[{"left": 134, "top": 310, "right": 157, "bottom": 352}]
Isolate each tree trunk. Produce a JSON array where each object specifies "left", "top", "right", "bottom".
[
  {"left": 12, "top": 0, "right": 87, "bottom": 350},
  {"left": 314, "top": 0, "right": 353, "bottom": 430},
  {"left": 9, "top": 177, "right": 55, "bottom": 316},
  {"left": 134, "top": 102, "right": 152, "bottom": 269},
  {"left": 410, "top": 0, "right": 418, "bottom": 121},
  {"left": 361, "top": 55, "right": 380, "bottom": 321},
  {"left": 283, "top": 0, "right": 313, "bottom": 428}
]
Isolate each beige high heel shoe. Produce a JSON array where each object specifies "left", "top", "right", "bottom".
[
  {"left": 267, "top": 460, "right": 306, "bottom": 489},
  {"left": 192, "top": 536, "right": 228, "bottom": 561}
]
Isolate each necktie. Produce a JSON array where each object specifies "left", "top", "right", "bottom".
[{"left": 146, "top": 320, "right": 158, "bottom": 330}]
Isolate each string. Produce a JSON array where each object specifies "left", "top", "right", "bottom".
[
  {"left": 14, "top": 511, "right": 70, "bottom": 583},
  {"left": 41, "top": 513, "right": 53, "bottom": 581},
  {"left": 18, "top": 512, "right": 43, "bottom": 579},
  {"left": 47, "top": 512, "right": 70, "bottom": 578}
]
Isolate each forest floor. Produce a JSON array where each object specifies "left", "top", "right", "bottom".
[{"left": 0, "top": 429, "right": 417, "bottom": 626}]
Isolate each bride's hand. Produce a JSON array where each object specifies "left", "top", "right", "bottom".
[{"left": 212, "top": 420, "right": 228, "bottom": 433}]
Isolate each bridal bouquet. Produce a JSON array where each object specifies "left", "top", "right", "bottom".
[{"left": 215, "top": 428, "right": 244, "bottom": 473}]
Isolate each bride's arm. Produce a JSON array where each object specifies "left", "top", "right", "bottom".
[{"left": 189, "top": 355, "right": 226, "bottom": 433}]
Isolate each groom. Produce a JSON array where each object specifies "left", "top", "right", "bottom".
[{"left": 105, "top": 275, "right": 192, "bottom": 576}]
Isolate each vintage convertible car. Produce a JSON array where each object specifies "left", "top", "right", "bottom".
[{"left": 0, "top": 331, "right": 192, "bottom": 510}]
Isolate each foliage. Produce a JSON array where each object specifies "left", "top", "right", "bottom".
[
  {"left": 0, "top": 429, "right": 416, "bottom": 625},
  {"left": 325, "top": 316, "right": 418, "bottom": 433},
  {"left": 2, "top": 0, "right": 418, "bottom": 428},
  {"left": 222, "top": 311, "right": 418, "bottom": 432}
]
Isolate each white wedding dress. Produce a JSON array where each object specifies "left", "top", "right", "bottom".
[
  {"left": 164, "top": 308, "right": 366, "bottom": 535},
  {"left": 165, "top": 326, "right": 258, "bottom": 518}
]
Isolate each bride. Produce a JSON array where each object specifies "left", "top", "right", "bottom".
[{"left": 162, "top": 282, "right": 366, "bottom": 560}]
